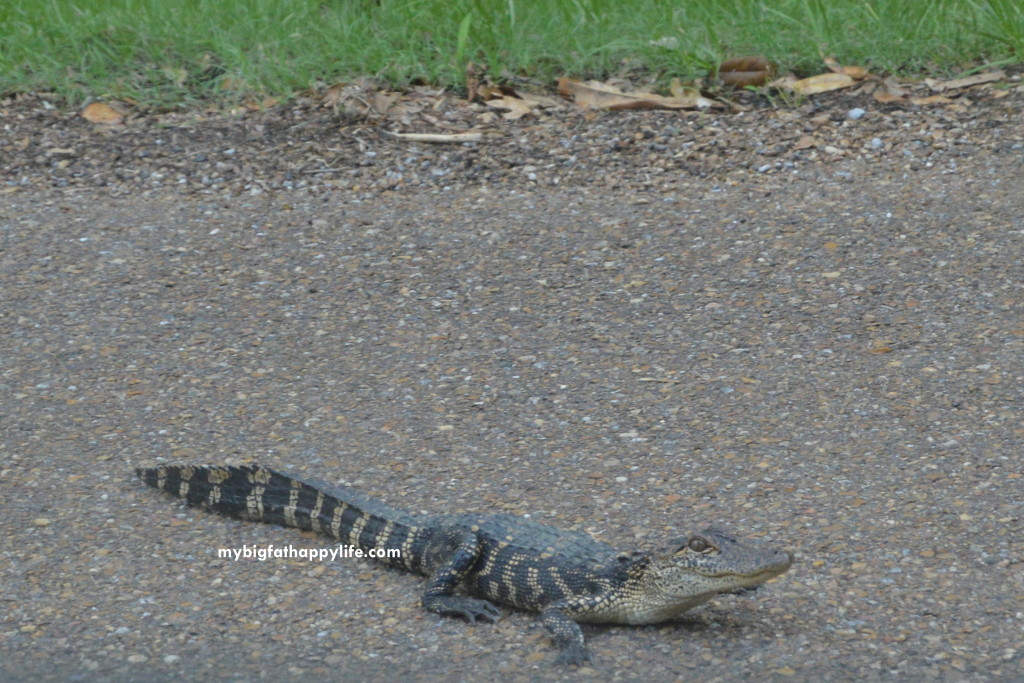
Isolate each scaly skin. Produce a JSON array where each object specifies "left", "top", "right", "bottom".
[{"left": 137, "top": 464, "right": 794, "bottom": 665}]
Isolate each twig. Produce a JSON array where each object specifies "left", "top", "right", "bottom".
[{"left": 384, "top": 131, "right": 484, "bottom": 143}]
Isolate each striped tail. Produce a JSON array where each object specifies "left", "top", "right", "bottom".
[{"left": 136, "top": 465, "right": 421, "bottom": 571}]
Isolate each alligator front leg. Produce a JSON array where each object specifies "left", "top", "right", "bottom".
[
  {"left": 541, "top": 605, "right": 591, "bottom": 666},
  {"left": 420, "top": 529, "right": 502, "bottom": 623}
]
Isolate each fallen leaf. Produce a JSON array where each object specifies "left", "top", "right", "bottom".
[
  {"left": 557, "top": 78, "right": 718, "bottom": 110},
  {"left": 823, "top": 56, "right": 869, "bottom": 80},
  {"left": 368, "top": 91, "right": 402, "bottom": 114},
  {"left": 767, "top": 74, "right": 799, "bottom": 90},
  {"left": 476, "top": 84, "right": 504, "bottom": 100},
  {"left": 873, "top": 92, "right": 904, "bottom": 104},
  {"left": 668, "top": 78, "right": 689, "bottom": 98},
  {"left": 870, "top": 339, "right": 894, "bottom": 354},
  {"left": 871, "top": 76, "right": 911, "bottom": 103},
  {"left": 788, "top": 73, "right": 856, "bottom": 95},
  {"left": 793, "top": 135, "right": 816, "bottom": 150},
  {"left": 324, "top": 80, "right": 436, "bottom": 121},
  {"left": 81, "top": 102, "right": 123, "bottom": 124},
  {"left": 241, "top": 96, "right": 277, "bottom": 111},
  {"left": 879, "top": 76, "right": 909, "bottom": 98},
  {"left": 873, "top": 89, "right": 957, "bottom": 106},
  {"left": 517, "top": 92, "right": 565, "bottom": 109},
  {"left": 910, "top": 94, "right": 955, "bottom": 105},
  {"left": 321, "top": 82, "right": 348, "bottom": 108},
  {"left": 486, "top": 95, "right": 532, "bottom": 120},
  {"left": 719, "top": 56, "right": 775, "bottom": 87},
  {"left": 924, "top": 70, "right": 1005, "bottom": 92}
]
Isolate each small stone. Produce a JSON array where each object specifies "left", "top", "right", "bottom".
[{"left": 848, "top": 108, "right": 866, "bottom": 120}]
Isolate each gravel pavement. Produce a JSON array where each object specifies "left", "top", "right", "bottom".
[{"left": 1, "top": 87, "right": 1023, "bottom": 681}]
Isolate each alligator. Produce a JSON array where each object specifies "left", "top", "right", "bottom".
[{"left": 137, "top": 464, "right": 793, "bottom": 665}]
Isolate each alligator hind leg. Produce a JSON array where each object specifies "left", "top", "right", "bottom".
[{"left": 420, "top": 528, "right": 502, "bottom": 623}]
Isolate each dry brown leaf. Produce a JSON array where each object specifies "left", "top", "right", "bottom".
[
  {"left": 845, "top": 66, "right": 870, "bottom": 80},
  {"left": 767, "top": 74, "right": 799, "bottom": 89},
  {"left": 793, "top": 135, "right": 816, "bottom": 150},
  {"left": 329, "top": 84, "right": 426, "bottom": 121},
  {"left": 719, "top": 56, "right": 775, "bottom": 87},
  {"left": 789, "top": 73, "right": 856, "bottom": 95},
  {"left": 872, "top": 76, "right": 909, "bottom": 102},
  {"left": 910, "top": 95, "right": 955, "bottom": 105},
  {"left": 517, "top": 92, "right": 565, "bottom": 109},
  {"left": 871, "top": 76, "right": 918, "bottom": 104},
  {"left": 476, "top": 84, "right": 503, "bottom": 100},
  {"left": 557, "top": 78, "right": 717, "bottom": 110},
  {"left": 873, "top": 92, "right": 905, "bottom": 104},
  {"left": 407, "top": 85, "right": 447, "bottom": 99},
  {"left": 369, "top": 91, "right": 403, "bottom": 113},
  {"left": 81, "top": 102, "right": 123, "bottom": 124},
  {"left": 668, "top": 78, "right": 687, "bottom": 98},
  {"left": 924, "top": 70, "right": 1005, "bottom": 92},
  {"left": 321, "top": 82, "right": 348, "bottom": 108},
  {"left": 486, "top": 95, "right": 532, "bottom": 120},
  {"left": 873, "top": 87, "right": 957, "bottom": 106},
  {"left": 822, "top": 56, "right": 869, "bottom": 80},
  {"left": 240, "top": 96, "right": 278, "bottom": 111}
]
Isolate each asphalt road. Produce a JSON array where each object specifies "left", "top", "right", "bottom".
[{"left": 1, "top": 95, "right": 1022, "bottom": 681}]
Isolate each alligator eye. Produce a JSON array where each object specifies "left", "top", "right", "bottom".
[{"left": 687, "top": 536, "right": 709, "bottom": 552}]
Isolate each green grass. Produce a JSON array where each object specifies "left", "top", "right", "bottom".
[{"left": 1, "top": 0, "right": 1020, "bottom": 107}]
